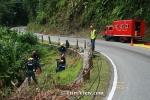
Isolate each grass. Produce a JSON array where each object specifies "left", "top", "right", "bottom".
[
  {"left": 9, "top": 43, "right": 83, "bottom": 96},
  {"left": 54, "top": 57, "right": 83, "bottom": 84},
  {"left": 37, "top": 50, "right": 83, "bottom": 87},
  {"left": 78, "top": 51, "right": 111, "bottom": 100},
  {"left": 35, "top": 46, "right": 111, "bottom": 100},
  {"left": 27, "top": 23, "right": 45, "bottom": 33}
]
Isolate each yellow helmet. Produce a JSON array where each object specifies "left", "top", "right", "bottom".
[
  {"left": 28, "top": 58, "right": 33, "bottom": 61},
  {"left": 60, "top": 43, "right": 64, "bottom": 46}
]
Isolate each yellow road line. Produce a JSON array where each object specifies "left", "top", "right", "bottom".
[
  {"left": 117, "top": 82, "right": 125, "bottom": 89},
  {"left": 133, "top": 44, "right": 150, "bottom": 49}
]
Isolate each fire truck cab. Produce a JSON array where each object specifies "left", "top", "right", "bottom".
[{"left": 103, "top": 20, "right": 146, "bottom": 43}]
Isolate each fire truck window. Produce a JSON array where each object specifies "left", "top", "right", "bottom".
[
  {"left": 126, "top": 24, "right": 129, "bottom": 28},
  {"left": 109, "top": 27, "right": 113, "bottom": 30},
  {"left": 120, "top": 24, "right": 124, "bottom": 28},
  {"left": 115, "top": 25, "right": 118, "bottom": 28}
]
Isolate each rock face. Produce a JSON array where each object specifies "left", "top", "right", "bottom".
[
  {"left": 16, "top": 78, "right": 28, "bottom": 93},
  {"left": 16, "top": 68, "right": 41, "bottom": 93}
]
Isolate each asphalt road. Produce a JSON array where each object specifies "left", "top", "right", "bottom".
[{"left": 12, "top": 27, "right": 150, "bottom": 100}]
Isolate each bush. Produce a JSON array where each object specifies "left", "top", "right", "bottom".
[{"left": 18, "top": 31, "right": 38, "bottom": 45}]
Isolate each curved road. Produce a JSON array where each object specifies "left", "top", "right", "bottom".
[{"left": 13, "top": 27, "right": 150, "bottom": 100}]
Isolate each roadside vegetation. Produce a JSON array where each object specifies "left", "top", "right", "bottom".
[
  {"left": 6, "top": 47, "right": 111, "bottom": 100},
  {"left": 0, "top": 27, "right": 111, "bottom": 100},
  {"left": 77, "top": 52, "right": 111, "bottom": 100},
  {"left": 0, "top": 26, "right": 40, "bottom": 99}
]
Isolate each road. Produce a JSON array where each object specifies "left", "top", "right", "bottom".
[{"left": 12, "top": 27, "right": 150, "bottom": 100}]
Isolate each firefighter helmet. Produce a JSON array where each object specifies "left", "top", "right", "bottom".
[
  {"left": 32, "top": 51, "right": 36, "bottom": 55},
  {"left": 28, "top": 58, "right": 33, "bottom": 61},
  {"left": 90, "top": 25, "right": 94, "bottom": 29},
  {"left": 60, "top": 43, "right": 64, "bottom": 46},
  {"left": 61, "top": 54, "right": 65, "bottom": 58}
]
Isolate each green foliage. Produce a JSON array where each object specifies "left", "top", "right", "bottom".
[
  {"left": 18, "top": 31, "right": 38, "bottom": 45},
  {"left": 36, "top": 11, "right": 47, "bottom": 24},
  {"left": 21, "top": 0, "right": 149, "bottom": 36},
  {"left": 0, "top": 27, "right": 57, "bottom": 99},
  {"left": 0, "top": 27, "right": 39, "bottom": 87},
  {"left": 0, "top": 0, "right": 28, "bottom": 26},
  {"left": 0, "top": 40, "right": 19, "bottom": 80},
  {"left": 1, "top": 0, "right": 150, "bottom": 33}
]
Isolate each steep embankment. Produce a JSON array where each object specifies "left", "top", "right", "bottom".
[{"left": 5, "top": 29, "right": 111, "bottom": 100}]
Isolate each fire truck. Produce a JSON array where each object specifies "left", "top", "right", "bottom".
[{"left": 102, "top": 20, "right": 146, "bottom": 43}]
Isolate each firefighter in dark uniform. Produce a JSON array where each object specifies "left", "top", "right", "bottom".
[
  {"left": 32, "top": 51, "right": 42, "bottom": 72},
  {"left": 58, "top": 43, "right": 67, "bottom": 56},
  {"left": 56, "top": 54, "right": 66, "bottom": 72},
  {"left": 25, "top": 58, "right": 38, "bottom": 85}
]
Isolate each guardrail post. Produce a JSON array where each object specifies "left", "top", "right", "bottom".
[
  {"left": 84, "top": 40, "right": 86, "bottom": 49},
  {"left": 75, "top": 39, "right": 78, "bottom": 50},
  {"left": 17, "top": 28, "right": 21, "bottom": 34},
  {"left": 58, "top": 38, "right": 60, "bottom": 45},
  {"left": 42, "top": 35, "right": 43, "bottom": 42},
  {"left": 76, "top": 39, "right": 79, "bottom": 48},
  {"left": 66, "top": 39, "right": 69, "bottom": 48},
  {"left": 48, "top": 36, "right": 51, "bottom": 44}
]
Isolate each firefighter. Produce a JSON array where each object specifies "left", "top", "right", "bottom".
[
  {"left": 58, "top": 43, "right": 67, "bottom": 56},
  {"left": 32, "top": 51, "right": 42, "bottom": 72},
  {"left": 25, "top": 58, "right": 38, "bottom": 85},
  {"left": 90, "top": 25, "right": 97, "bottom": 51},
  {"left": 56, "top": 54, "right": 66, "bottom": 73}
]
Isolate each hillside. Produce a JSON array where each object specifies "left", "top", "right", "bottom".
[
  {"left": 27, "top": 0, "right": 150, "bottom": 40},
  {"left": 0, "top": 0, "right": 150, "bottom": 38}
]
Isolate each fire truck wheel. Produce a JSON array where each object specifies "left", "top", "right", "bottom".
[
  {"left": 113, "top": 37, "right": 119, "bottom": 41},
  {"left": 105, "top": 35, "right": 110, "bottom": 41},
  {"left": 120, "top": 37, "right": 125, "bottom": 43}
]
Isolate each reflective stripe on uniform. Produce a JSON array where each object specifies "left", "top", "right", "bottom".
[
  {"left": 28, "top": 64, "right": 33, "bottom": 66},
  {"left": 91, "top": 29, "right": 96, "bottom": 39}
]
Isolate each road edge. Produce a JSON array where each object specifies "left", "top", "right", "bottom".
[{"left": 100, "top": 52, "right": 118, "bottom": 100}]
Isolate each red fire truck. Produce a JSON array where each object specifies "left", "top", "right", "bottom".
[{"left": 102, "top": 19, "right": 146, "bottom": 43}]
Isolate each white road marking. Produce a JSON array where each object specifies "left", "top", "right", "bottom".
[{"left": 100, "top": 52, "right": 118, "bottom": 100}]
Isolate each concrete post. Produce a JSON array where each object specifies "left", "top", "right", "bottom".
[
  {"left": 83, "top": 42, "right": 93, "bottom": 80},
  {"left": 58, "top": 38, "right": 60, "bottom": 45},
  {"left": 84, "top": 40, "right": 86, "bottom": 49},
  {"left": 42, "top": 35, "right": 43, "bottom": 42},
  {"left": 48, "top": 36, "right": 51, "bottom": 44},
  {"left": 76, "top": 39, "right": 79, "bottom": 49}
]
